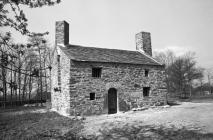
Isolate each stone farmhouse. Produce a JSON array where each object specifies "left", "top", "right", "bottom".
[{"left": 51, "top": 20, "right": 167, "bottom": 116}]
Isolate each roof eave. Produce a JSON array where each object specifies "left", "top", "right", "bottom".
[{"left": 70, "top": 59, "right": 164, "bottom": 67}]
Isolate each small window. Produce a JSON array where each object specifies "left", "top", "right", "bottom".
[
  {"left": 57, "top": 55, "right": 60, "bottom": 62},
  {"left": 57, "top": 55, "right": 61, "bottom": 88},
  {"left": 90, "top": 92, "right": 95, "bottom": 100},
  {"left": 145, "top": 69, "right": 149, "bottom": 77},
  {"left": 92, "top": 68, "right": 102, "bottom": 78},
  {"left": 143, "top": 87, "right": 150, "bottom": 97}
]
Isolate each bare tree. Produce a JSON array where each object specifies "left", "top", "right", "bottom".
[
  {"left": 0, "top": 0, "right": 60, "bottom": 107},
  {"left": 28, "top": 36, "right": 51, "bottom": 103},
  {"left": 154, "top": 50, "right": 204, "bottom": 98},
  {"left": 169, "top": 53, "right": 203, "bottom": 98},
  {"left": 183, "top": 52, "right": 203, "bottom": 97},
  {"left": 154, "top": 50, "right": 176, "bottom": 97},
  {"left": 197, "top": 71, "right": 205, "bottom": 95},
  {"left": 154, "top": 50, "right": 176, "bottom": 67}
]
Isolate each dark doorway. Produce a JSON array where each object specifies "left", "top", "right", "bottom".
[{"left": 108, "top": 88, "right": 117, "bottom": 114}]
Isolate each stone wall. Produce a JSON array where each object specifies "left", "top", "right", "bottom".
[
  {"left": 69, "top": 61, "right": 167, "bottom": 116},
  {"left": 51, "top": 47, "right": 71, "bottom": 115}
]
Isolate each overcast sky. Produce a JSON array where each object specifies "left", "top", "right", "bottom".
[{"left": 5, "top": 0, "right": 213, "bottom": 69}]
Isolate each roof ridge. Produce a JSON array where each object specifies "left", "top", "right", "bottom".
[
  {"left": 58, "top": 44, "right": 162, "bottom": 66},
  {"left": 68, "top": 44, "right": 140, "bottom": 53}
]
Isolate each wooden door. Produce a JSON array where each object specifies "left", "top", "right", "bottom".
[{"left": 108, "top": 88, "right": 117, "bottom": 114}]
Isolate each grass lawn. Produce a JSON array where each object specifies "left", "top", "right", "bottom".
[
  {"left": 0, "top": 110, "right": 84, "bottom": 140},
  {"left": 82, "top": 101, "right": 213, "bottom": 139},
  {"left": 1, "top": 100, "right": 213, "bottom": 140}
]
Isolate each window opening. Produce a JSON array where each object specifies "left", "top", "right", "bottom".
[
  {"left": 90, "top": 92, "right": 95, "bottom": 100},
  {"left": 92, "top": 68, "right": 102, "bottom": 78},
  {"left": 143, "top": 87, "right": 150, "bottom": 97}
]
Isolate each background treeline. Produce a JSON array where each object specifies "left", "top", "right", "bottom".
[
  {"left": 0, "top": 0, "right": 60, "bottom": 107},
  {"left": 0, "top": 35, "right": 53, "bottom": 106},
  {"left": 154, "top": 50, "right": 212, "bottom": 99}
]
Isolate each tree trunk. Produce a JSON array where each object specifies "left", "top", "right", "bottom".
[
  {"left": 10, "top": 61, "right": 13, "bottom": 106},
  {"left": 1, "top": 53, "right": 7, "bottom": 108},
  {"left": 14, "top": 69, "right": 17, "bottom": 105},
  {"left": 22, "top": 70, "right": 28, "bottom": 101},
  {"left": 29, "top": 67, "right": 32, "bottom": 103},
  {"left": 208, "top": 75, "right": 211, "bottom": 94},
  {"left": 200, "top": 81, "right": 203, "bottom": 96},
  {"left": 39, "top": 49, "right": 43, "bottom": 104},
  {"left": 18, "top": 68, "right": 21, "bottom": 105},
  {"left": 45, "top": 68, "right": 47, "bottom": 101},
  {"left": 18, "top": 52, "right": 21, "bottom": 105}
]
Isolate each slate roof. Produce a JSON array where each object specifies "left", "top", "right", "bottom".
[{"left": 59, "top": 44, "right": 162, "bottom": 66}]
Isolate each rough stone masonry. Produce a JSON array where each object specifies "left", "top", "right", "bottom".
[{"left": 51, "top": 20, "right": 167, "bottom": 116}]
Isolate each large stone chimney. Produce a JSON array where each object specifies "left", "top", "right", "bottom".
[
  {"left": 55, "top": 21, "right": 69, "bottom": 45},
  {"left": 135, "top": 32, "right": 152, "bottom": 56}
]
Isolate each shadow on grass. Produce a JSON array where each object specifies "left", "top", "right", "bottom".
[
  {"left": 167, "top": 101, "right": 181, "bottom": 106},
  {"left": 92, "top": 123, "right": 213, "bottom": 140},
  {"left": 0, "top": 112, "right": 85, "bottom": 140}
]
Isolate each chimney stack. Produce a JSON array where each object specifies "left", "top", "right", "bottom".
[
  {"left": 55, "top": 21, "right": 69, "bottom": 45},
  {"left": 135, "top": 32, "right": 152, "bottom": 56}
]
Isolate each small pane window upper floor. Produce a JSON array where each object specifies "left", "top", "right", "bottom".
[
  {"left": 145, "top": 69, "right": 149, "bottom": 77},
  {"left": 92, "top": 67, "right": 102, "bottom": 78}
]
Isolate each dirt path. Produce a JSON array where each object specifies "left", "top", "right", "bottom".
[{"left": 81, "top": 101, "right": 213, "bottom": 139}]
